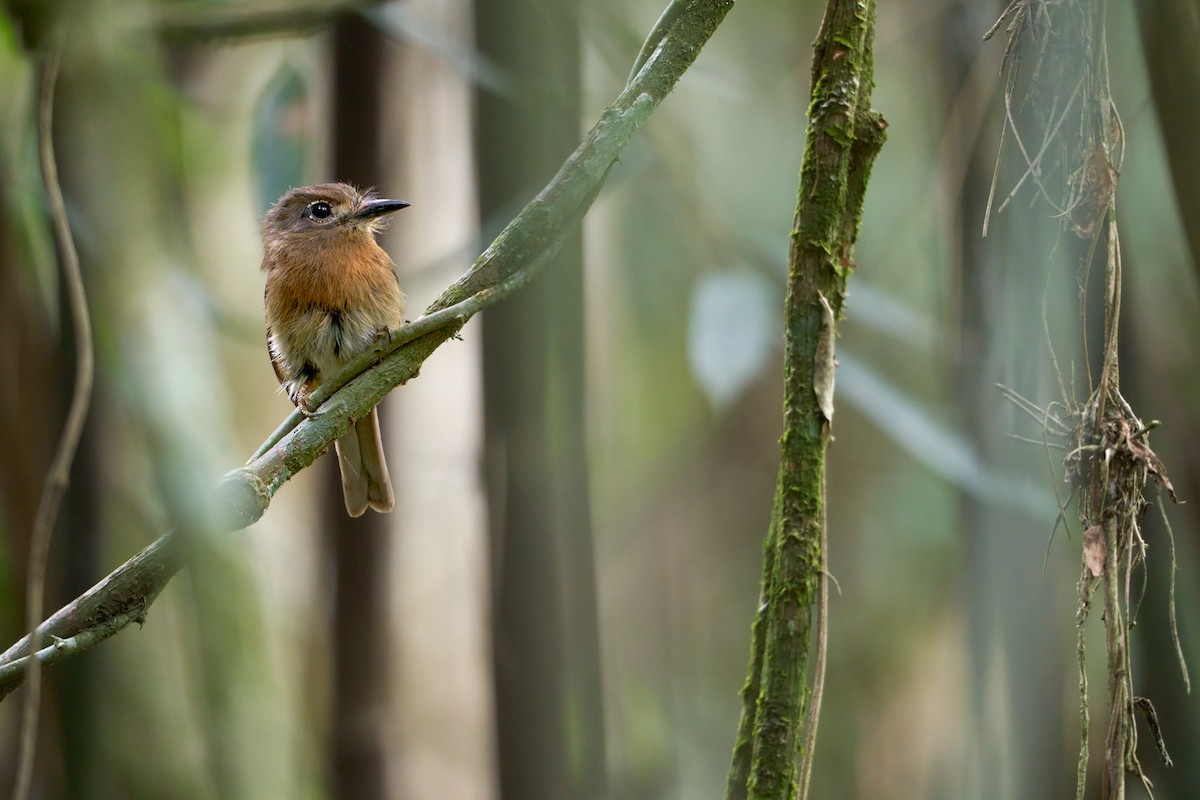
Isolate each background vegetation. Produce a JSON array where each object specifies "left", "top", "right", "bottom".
[{"left": 0, "top": 0, "right": 1196, "bottom": 798}]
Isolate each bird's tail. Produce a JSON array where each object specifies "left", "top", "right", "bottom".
[{"left": 335, "top": 405, "right": 395, "bottom": 517}]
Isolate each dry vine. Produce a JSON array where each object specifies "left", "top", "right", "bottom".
[{"left": 986, "top": 1, "right": 1187, "bottom": 797}]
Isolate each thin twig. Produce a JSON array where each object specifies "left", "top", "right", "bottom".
[
  {"left": 994, "top": 74, "right": 1081, "bottom": 217},
  {"left": 1041, "top": 237, "right": 1071, "bottom": 408},
  {"left": 982, "top": 0, "right": 1023, "bottom": 42},
  {"left": 1040, "top": 426, "right": 1075, "bottom": 575},
  {"left": 1158, "top": 492, "right": 1191, "bottom": 693},
  {"left": 996, "top": 383, "right": 1072, "bottom": 435},
  {"left": 0, "top": 532, "right": 182, "bottom": 691},
  {"left": 1008, "top": 433, "right": 1066, "bottom": 448},
  {"left": 982, "top": 105, "right": 1007, "bottom": 238},
  {"left": 14, "top": 42, "right": 95, "bottom": 800},
  {"left": 0, "top": 601, "right": 153, "bottom": 684},
  {"left": 796, "top": 470, "right": 830, "bottom": 799},
  {"left": 1077, "top": 217, "right": 1106, "bottom": 396},
  {"left": 626, "top": 0, "right": 689, "bottom": 87}
]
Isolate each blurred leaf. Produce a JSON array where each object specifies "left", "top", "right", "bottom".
[
  {"left": 687, "top": 269, "right": 778, "bottom": 410},
  {"left": 837, "top": 352, "right": 1055, "bottom": 518}
]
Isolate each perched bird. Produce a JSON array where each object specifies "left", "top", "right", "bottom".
[{"left": 261, "top": 182, "right": 410, "bottom": 516}]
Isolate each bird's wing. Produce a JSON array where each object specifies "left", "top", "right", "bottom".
[{"left": 266, "top": 326, "right": 288, "bottom": 385}]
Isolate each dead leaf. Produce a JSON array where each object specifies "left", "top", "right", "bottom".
[
  {"left": 1083, "top": 524, "right": 1106, "bottom": 577},
  {"left": 1070, "top": 145, "right": 1118, "bottom": 239},
  {"left": 814, "top": 292, "right": 836, "bottom": 424}
]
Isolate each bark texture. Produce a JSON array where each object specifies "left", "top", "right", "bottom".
[{"left": 727, "top": 2, "right": 885, "bottom": 798}]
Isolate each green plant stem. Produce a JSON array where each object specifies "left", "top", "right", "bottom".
[{"left": 728, "top": 1, "right": 885, "bottom": 798}]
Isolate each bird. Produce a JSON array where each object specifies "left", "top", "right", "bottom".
[{"left": 261, "top": 182, "right": 410, "bottom": 517}]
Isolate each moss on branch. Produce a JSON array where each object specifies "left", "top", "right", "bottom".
[{"left": 727, "top": 2, "right": 885, "bottom": 799}]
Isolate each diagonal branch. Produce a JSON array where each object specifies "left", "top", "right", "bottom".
[{"left": 0, "top": 0, "right": 735, "bottom": 701}]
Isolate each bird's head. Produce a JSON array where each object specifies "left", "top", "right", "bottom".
[{"left": 263, "top": 182, "right": 410, "bottom": 245}]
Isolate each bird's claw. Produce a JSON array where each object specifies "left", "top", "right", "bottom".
[{"left": 293, "top": 387, "right": 321, "bottom": 418}]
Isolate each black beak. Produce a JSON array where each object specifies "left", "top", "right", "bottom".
[{"left": 355, "top": 199, "right": 411, "bottom": 219}]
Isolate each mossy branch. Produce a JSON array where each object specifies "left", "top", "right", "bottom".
[
  {"left": 0, "top": 0, "right": 735, "bottom": 700},
  {"left": 726, "top": 1, "right": 885, "bottom": 799}
]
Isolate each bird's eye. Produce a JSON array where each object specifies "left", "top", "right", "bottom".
[{"left": 309, "top": 201, "right": 333, "bottom": 220}]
